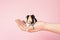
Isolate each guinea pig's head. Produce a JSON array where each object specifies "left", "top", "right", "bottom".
[{"left": 26, "top": 15, "right": 35, "bottom": 24}]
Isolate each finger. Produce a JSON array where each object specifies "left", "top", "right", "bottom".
[
  {"left": 22, "top": 20, "right": 26, "bottom": 24},
  {"left": 15, "top": 19, "right": 22, "bottom": 24},
  {"left": 15, "top": 19, "right": 25, "bottom": 25},
  {"left": 15, "top": 19, "right": 26, "bottom": 31}
]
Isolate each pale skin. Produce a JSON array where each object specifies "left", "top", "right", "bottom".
[{"left": 15, "top": 19, "right": 60, "bottom": 34}]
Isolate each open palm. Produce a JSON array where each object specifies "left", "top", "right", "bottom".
[{"left": 15, "top": 19, "right": 45, "bottom": 32}]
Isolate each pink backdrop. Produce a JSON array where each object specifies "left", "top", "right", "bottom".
[{"left": 0, "top": 0, "right": 60, "bottom": 40}]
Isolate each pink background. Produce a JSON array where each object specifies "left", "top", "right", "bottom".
[{"left": 0, "top": 0, "right": 60, "bottom": 40}]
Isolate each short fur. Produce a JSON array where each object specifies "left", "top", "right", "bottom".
[{"left": 26, "top": 15, "right": 37, "bottom": 29}]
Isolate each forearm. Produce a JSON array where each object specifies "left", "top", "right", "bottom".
[
  {"left": 16, "top": 19, "right": 60, "bottom": 33},
  {"left": 45, "top": 23, "right": 60, "bottom": 34}
]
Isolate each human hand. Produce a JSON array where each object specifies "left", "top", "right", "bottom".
[{"left": 15, "top": 19, "right": 46, "bottom": 32}]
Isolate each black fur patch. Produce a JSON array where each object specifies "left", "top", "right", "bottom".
[{"left": 26, "top": 15, "right": 37, "bottom": 24}]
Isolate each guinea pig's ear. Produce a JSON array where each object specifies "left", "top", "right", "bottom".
[
  {"left": 26, "top": 15, "right": 29, "bottom": 18},
  {"left": 25, "top": 15, "right": 29, "bottom": 22},
  {"left": 31, "top": 14, "right": 35, "bottom": 17},
  {"left": 27, "top": 15, "right": 29, "bottom": 17}
]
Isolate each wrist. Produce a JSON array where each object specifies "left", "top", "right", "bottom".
[
  {"left": 42, "top": 22, "right": 48, "bottom": 30},
  {"left": 35, "top": 21, "right": 47, "bottom": 31},
  {"left": 43, "top": 22, "right": 51, "bottom": 31}
]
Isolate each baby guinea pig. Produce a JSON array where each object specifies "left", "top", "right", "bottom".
[{"left": 26, "top": 15, "right": 37, "bottom": 29}]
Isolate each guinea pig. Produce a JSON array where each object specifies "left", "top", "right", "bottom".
[{"left": 26, "top": 15, "right": 37, "bottom": 29}]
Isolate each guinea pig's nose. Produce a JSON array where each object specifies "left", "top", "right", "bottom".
[
  {"left": 28, "top": 19, "right": 32, "bottom": 24},
  {"left": 28, "top": 19, "right": 32, "bottom": 22}
]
